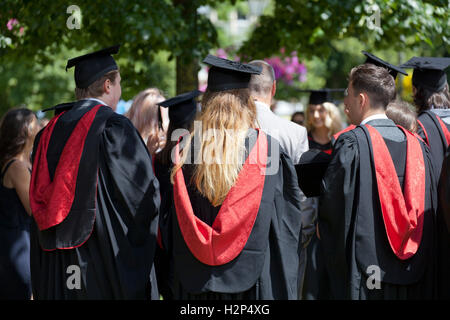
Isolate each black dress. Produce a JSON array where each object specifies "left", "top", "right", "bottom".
[
  {"left": 0, "top": 159, "right": 32, "bottom": 299},
  {"left": 301, "top": 133, "right": 332, "bottom": 300}
]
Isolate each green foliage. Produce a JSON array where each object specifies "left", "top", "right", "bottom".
[
  {"left": 0, "top": 0, "right": 220, "bottom": 115},
  {"left": 240, "top": 0, "right": 449, "bottom": 60}
]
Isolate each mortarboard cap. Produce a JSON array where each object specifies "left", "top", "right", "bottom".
[
  {"left": 362, "top": 51, "right": 408, "bottom": 79},
  {"left": 298, "top": 89, "right": 345, "bottom": 105},
  {"left": 400, "top": 56, "right": 450, "bottom": 92},
  {"left": 203, "top": 55, "right": 262, "bottom": 92},
  {"left": 66, "top": 45, "right": 120, "bottom": 89},
  {"left": 157, "top": 90, "right": 202, "bottom": 126},
  {"left": 41, "top": 102, "right": 75, "bottom": 116},
  {"left": 295, "top": 149, "right": 332, "bottom": 197}
]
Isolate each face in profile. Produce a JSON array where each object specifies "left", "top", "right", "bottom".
[
  {"left": 343, "top": 83, "right": 361, "bottom": 125},
  {"left": 109, "top": 72, "right": 122, "bottom": 111}
]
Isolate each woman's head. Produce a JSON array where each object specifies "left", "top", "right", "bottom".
[
  {"left": 0, "top": 108, "right": 38, "bottom": 168},
  {"left": 171, "top": 88, "right": 256, "bottom": 207},
  {"left": 305, "top": 102, "right": 342, "bottom": 136},
  {"left": 125, "top": 88, "right": 166, "bottom": 149},
  {"left": 413, "top": 83, "right": 450, "bottom": 113}
]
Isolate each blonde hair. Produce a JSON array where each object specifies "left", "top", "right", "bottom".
[
  {"left": 125, "top": 88, "right": 166, "bottom": 151},
  {"left": 171, "top": 88, "right": 256, "bottom": 207},
  {"left": 305, "top": 102, "right": 342, "bottom": 137}
]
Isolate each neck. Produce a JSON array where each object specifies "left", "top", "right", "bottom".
[
  {"left": 361, "top": 108, "right": 386, "bottom": 123},
  {"left": 14, "top": 149, "right": 31, "bottom": 167},
  {"left": 253, "top": 95, "right": 272, "bottom": 107},
  {"left": 312, "top": 126, "right": 330, "bottom": 142}
]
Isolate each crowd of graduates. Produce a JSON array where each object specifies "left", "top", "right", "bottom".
[{"left": 0, "top": 44, "right": 449, "bottom": 300}]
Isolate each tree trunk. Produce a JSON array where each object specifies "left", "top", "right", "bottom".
[{"left": 173, "top": 0, "right": 200, "bottom": 94}]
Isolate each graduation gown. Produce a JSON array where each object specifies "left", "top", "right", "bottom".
[
  {"left": 153, "top": 158, "right": 176, "bottom": 300},
  {"left": 29, "top": 99, "right": 160, "bottom": 299},
  {"left": 417, "top": 110, "right": 450, "bottom": 179},
  {"left": 319, "top": 119, "right": 436, "bottom": 300},
  {"left": 166, "top": 129, "right": 303, "bottom": 300}
]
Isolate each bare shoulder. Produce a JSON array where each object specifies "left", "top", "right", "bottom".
[{"left": 5, "top": 160, "right": 31, "bottom": 180}]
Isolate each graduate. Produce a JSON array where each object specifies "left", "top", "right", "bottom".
[
  {"left": 400, "top": 57, "right": 450, "bottom": 299},
  {"left": 319, "top": 63, "right": 436, "bottom": 299},
  {"left": 153, "top": 89, "right": 201, "bottom": 300},
  {"left": 400, "top": 57, "right": 450, "bottom": 179},
  {"left": 29, "top": 45, "right": 161, "bottom": 299},
  {"left": 297, "top": 51, "right": 408, "bottom": 199},
  {"left": 168, "top": 54, "right": 304, "bottom": 299}
]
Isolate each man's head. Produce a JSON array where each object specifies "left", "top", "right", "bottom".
[
  {"left": 344, "top": 63, "right": 396, "bottom": 125},
  {"left": 67, "top": 45, "right": 122, "bottom": 110},
  {"left": 248, "top": 60, "right": 276, "bottom": 105},
  {"left": 75, "top": 70, "right": 122, "bottom": 110}
]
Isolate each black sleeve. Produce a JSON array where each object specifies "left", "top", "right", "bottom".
[
  {"left": 100, "top": 114, "right": 160, "bottom": 245},
  {"left": 318, "top": 132, "right": 359, "bottom": 296},
  {"left": 439, "top": 147, "right": 450, "bottom": 232}
]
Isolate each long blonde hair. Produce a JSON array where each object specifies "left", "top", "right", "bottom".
[
  {"left": 305, "top": 102, "right": 342, "bottom": 137},
  {"left": 125, "top": 88, "right": 166, "bottom": 150},
  {"left": 171, "top": 88, "right": 256, "bottom": 207}
]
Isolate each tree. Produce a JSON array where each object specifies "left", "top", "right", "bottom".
[
  {"left": 0, "top": 0, "right": 221, "bottom": 114},
  {"left": 240, "top": 0, "right": 449, "bottom": 60}
]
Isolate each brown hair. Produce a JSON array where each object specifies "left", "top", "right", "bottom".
[
  {"left": 413, "top": 83, "right": 450, "bottom": 113},
  {"left": 386, "top": 100, "right": 417, "bottom": 132},
  {"left": 0, "top": 108, "right": 37, "bottom": 170},
  {"left": 349, "top": 64, "right": 396, "bottom": 109},
  {"left": 171, "top": 88, "right": 256, "bottom": 207},
  {"left": 75, "top": 70, "right": 119, "bottom": 100}
]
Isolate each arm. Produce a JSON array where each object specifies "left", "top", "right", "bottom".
[{"left": 8, "top": 161, "right": 32, "bottom": 216}]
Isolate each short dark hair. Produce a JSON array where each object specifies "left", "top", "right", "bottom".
[
  {"left": 349, "top": 63, "right": 396, "bottom": 109},
  {"left": 75, "top": 69, "right": 119, "bottom": 100},
  {"left": 248, "top": 60, "right": 275, "bottom": 97}
]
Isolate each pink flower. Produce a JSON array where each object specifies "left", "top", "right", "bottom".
[{"left": 7, "top": 18, "right": 18, "bottom": 31}]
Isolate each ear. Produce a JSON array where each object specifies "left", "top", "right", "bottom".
[
  {"left": 103, "top": 79, "right": 111, "bottom": 95},
  {"left": 271, "top": 80, "right": 276, "bottom": 98},
  {"left": 359, "top": 92, "right": 367, "bottom": 110}
]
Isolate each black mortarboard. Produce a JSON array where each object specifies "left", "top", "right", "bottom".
[
  {"left": 362, "top": 51, "right": 408, "bottom": 79},
  {"left": 295, "top": 149, "right": 332, "bottom": 197},
  {"left": 203, "top": 55, "right": 262, "bottom": 92},
  {"left": 400, "top": 56, "right": 450, "bottom": 92},
  {"left": 41, "top": 102, "right": 75, "bottom": 115},
  {"left": 298, "top": 89, "right": 345, "bottom": 105},
  {"left": 66, "top": 45, "right": 120, "bottom": 89},
  {"left": 157, "top": 90, "right": 202, "bottom": 126}
]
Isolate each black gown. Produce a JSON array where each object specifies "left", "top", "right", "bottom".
[
  {"left": 165, "top": 129, "right": 303, "bottom": 300},
  {"left": 417, "top": 110, "right": 450, "bottom": 299},
  {"left": 319, "top": 119, "right": 436, "bottom": 299},
  {"left": 0, "top": 160, "right": 32, "bottom": 299},
  {"left": 30, "top": 99, "right": 160, "bottom": 300},
  {"left": 301, "top": 134, "right": 332, "bottom": 300}
]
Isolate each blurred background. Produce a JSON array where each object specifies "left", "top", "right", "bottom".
[{"left": 0, "top": 0, "right": 448, "bottom": 120}]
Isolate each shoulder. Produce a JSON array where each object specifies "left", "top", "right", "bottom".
[
  {"left": 105, "top": 112, "right": 135, "bottom": 130},
  {"left": 4, "top": 160, "right": 30, "bottom": 185}
]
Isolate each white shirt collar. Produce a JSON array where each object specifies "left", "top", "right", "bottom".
[
  {"left": 254, "top": 100, "right": 271, "bottom": 109},
  {"left": 360, "top": 113, "right": 388, "bottom": 125},
  {"left": 85, "top": 97, "right": 108, "bottom": 106}
]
